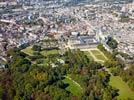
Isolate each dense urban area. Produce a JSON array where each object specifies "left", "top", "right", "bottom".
[{"left": 0, "top": 0, "right": 134, "bottom": 100}]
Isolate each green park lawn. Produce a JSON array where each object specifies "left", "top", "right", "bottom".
[
  {"left": 62, "top": 76, "right": 83, "bottom": 96},
  {"left": 94, "top": 54, "right": 107, "bottom": 61},
  {"left": 37, "top": 58, "right": 49, "bottom": 66},
  {"left": 21, "top": 45, "right": 59, "bottom": 57},
  {"left": 109, "top": 76, "right": 134, "bottom": 100},
  {"left": 41, "top": 49, "right": 59, "bottom": 56},
  {"left": 84, "top": 51, "right": 94, "bottom": 60},
  {"left": 90, "top": 49, "right": 107, "bottom": 62},
  {"left": 21, "top": 45, "right": 60, "bottom": 68},
  {"left": 90, "top": 50, "right": 101, "bottom": 55},
  {"left": 21, "top": 46, "right": 34, "bottom": 56}
]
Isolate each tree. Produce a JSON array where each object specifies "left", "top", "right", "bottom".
[
  {"left": 120, "top": 64, "right": 134, "bottom": 90},
  {"left": 32, "top": 45, "right": 41, "bottom": 51},
  {"left": 104, "top": 60, "right": 116, "bottom": 68},
  {"left": 56, "top": 81, "right": 67, "bottom": 89},
  {"left": 5, "top": 47, "right": 120, "bottom": 99},
  {"left": 0, "top": 87, "right": 4, "bottom": 99},
  {"left": 88, "top": 92, "right": 94, "bottom": 100},
  {"left": 17, "top": 64, "right": 29, "bottom": 73},
  {"left": 106, "top": 37, "right": 118, "bottom": 49},
  {"left": 103, "top": 90, "right": 112, "bottom": 100},
  {"left": 25, "top": 83, "right": 33, "bottom": 94}
]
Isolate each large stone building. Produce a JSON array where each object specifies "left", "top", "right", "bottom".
[{"left": 68, "top": 35, "right": 99, "bottom": 50}]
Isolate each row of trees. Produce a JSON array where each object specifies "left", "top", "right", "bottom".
[{"left": 97, "top": 44, "right": 126, "bottom": 76}]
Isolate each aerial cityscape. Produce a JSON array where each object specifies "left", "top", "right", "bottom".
[{"left": 0, "top": 0, "right": 134, "bottom": 100}]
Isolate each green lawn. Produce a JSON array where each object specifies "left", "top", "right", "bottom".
[
  {"left": 21, "top": 46, "right": 34, "bottom": 56},
  {"left": 37, "top": 58, "right": 50, "bottom": 66},
  {"left": 84, "top": 51, "right": 93, "bottom": 60},
  {"left": 94, "top": 54, "right": 107, "bottom": 61},
  {"left": 62, "top": 76, "right": 83, "bottom": 96},
  {"left": 90, "top": 49, "right": 107, "bottom": 62},
  {"left": 90, "top": 50, "right": 101, "bottom": 55},
  {"left": 41, "top": 50, "right": 59, "bottom": 56},
  {"left": 21, "top": 45, "right": 59, "bottom": 57},
  {"left": 109, "top": 76, "right": 134, "bottom": 100}
]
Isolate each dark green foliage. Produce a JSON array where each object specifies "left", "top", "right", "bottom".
[
  {"left": 97, "top": 44, "right": 115, "bottom": 59},
  {"left": 1, "top": 48, "right": 119, "bottom": 100},
  {"left": 120, "top": 64, "right": 134, "bottom": 90},
  {"left": 28, "top": 52, "right": 44, "bottom": 61},
  {"left": 32, "top": 45, "right": 41, "bottom": 51},
  {"left": 0, "top": 86, "right": 4, "bottom": 99},
  {"left": 119, "top": 15, "right": 130, "bottom": 22},
  {"left": 17, "top": 64, "right": 29, "bottom": 73},
  {"left": 106, "top": 37, "right": 118, "bottom": 49},
  {"left": 98, "top": 44, "right": 123, "bottom": 69}
]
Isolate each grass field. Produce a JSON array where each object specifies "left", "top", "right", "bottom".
[
  {"left": 41, "top": 50, "right": 59, "bottom": 56},
  {"left": 84, "top": 51, "right": 94, "bottom": 60},
  {"left": 90, "top": 49, "right": 107, "bottom": 61},
  {"left": 21, "top": 45, "right": 59, "bottom": 56},
  {"left": 21, "top": 46, "right": 34, "bottom": 56},
  {"left": 83, "top": 49, "right": 107, "bottom": 63},
  {"left": 62, "top": 76, "right": 83, "bottom": 96},
  {"left": 90, "top": 50, "right": 101, "bottom": 55},
  {"left": 109, "top": 76, "right": 134, "bottom": 100},
  {"left": 21, "top": 45, "right": 60, "bottom": 68},
  {"left": 94, "top": 54, "right": 107, "bottom": 61}
]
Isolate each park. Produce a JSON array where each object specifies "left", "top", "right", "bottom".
[
  {"left": 21, "top": 43, "right": 134, "bottom": 100},
  {"left": 84, "top": 48, "right": 134, "bottom": 100}
]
